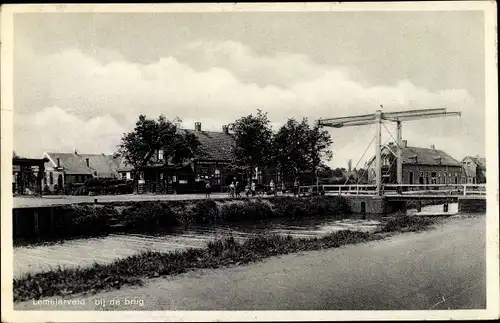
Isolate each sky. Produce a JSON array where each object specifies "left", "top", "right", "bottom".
[{"left": 12, "top": 10, "right": 486, "bottom": 168}]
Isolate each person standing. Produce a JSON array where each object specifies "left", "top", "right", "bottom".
[
  {"left": 229, "top": 181, "right": 235, "bottom": 198},
  {"left": 235, "top": 181, "right": 241, "bottom": 198},
  {"left": 251, "top": 181, "right": 256, "bottom": 197},
  {"left": 293, "top": 179, "right": 299, "bottom": 197},
  {"left": 269, "top": 180, "right": 276, "bottom": 196},
  {"left": 205, "top": 180, "right": 211, "bottom": 198}
]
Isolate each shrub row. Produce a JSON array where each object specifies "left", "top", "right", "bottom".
[{"left": 34, "top": 196, "right": 352, "bottom": 237}]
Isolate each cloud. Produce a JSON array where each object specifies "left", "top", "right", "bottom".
[
  {"left": 14, "top": 40, "right": 483, "bottom": 167},
  {"left": 14, "top": 107, "right": 125, "bottom": 157}
]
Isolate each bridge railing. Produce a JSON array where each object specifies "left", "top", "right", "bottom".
[
  {"left": 382, "top": 184, "right": 486, "bottom": 196},
  {"left": 298, "top": 184, "right": 378, "bottom": 196},
  {"left": 298, "top": 183, "right": 486, "bottom": 197}
]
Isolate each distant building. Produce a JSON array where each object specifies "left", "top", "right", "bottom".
[
  {"left": 367, "top": 140, "right": 463, "bottom": 185},
  {"left": 42, "top": 151, "right": 121, "bottom": 191},
  {"left": 461, "top": 156, "right": 486, "bottom": 184}
]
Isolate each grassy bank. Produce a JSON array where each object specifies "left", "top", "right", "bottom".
[
  {"left": 13, "top": 214, "right": 434, "bottom": 302},
  {"left": 15, "top": 196, "right": 352, "bottom": 240}
]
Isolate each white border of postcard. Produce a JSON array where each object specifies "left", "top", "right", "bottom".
[{"left": 1, "top": 2, "right": 498, "bottom": 322}]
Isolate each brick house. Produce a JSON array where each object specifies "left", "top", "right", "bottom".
[
  {"left": 139, "top": 123, "right": 239, "bottom": 194},
  {"left": 138, "top": 122, "right": 287, "bottom": 194},
  {"left": 367, "top": 140, "right": 463, "bottom": 185},
  {"left": 42, "top": 151, "right": 121, "bottom": 191},
  {"left": 461, "top": 156, "right": 486, "bottom": 184}
]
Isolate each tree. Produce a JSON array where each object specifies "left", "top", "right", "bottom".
[
  {"left": 118, "top": 115, "right": 202, "bottom": 191},
  {"left": 274, "top": 118, "right": 311, "bottom": 182},
  {"left": 274, "top": 118, "right": 333, "bottom": 183},
  {"left": 307, "top": 123, "right": 333, "bottom": 180},
  {"left": 229, "top": 110, "right": 274, "bottom": 182}
]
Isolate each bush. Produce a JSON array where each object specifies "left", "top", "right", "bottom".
[
  {"left": 51, "top": 205, "right": 117, "bottom": 236},
  {"left": 219, "top": 199, "right": 274, "bottom": 222},
  {"left": 121, "top": 202, "right": 180, "bottom": 231},
  {"left": 84, "top": 177, "right": 133, "bottom": 195},
  {"left": 379, "top": 214, "right": 434, "bottom": 233}
]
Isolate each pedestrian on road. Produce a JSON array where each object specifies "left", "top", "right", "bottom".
[
  {"left": 251, "top": 181, "right": 256, "bottom": 197},
  {"left": 293, "top": 179, "right": 299, "bottom": 197},
  {"left": 235, "top": 181, "right": 241, "bottom": 198},
  {"left": 229, "top": 181, "right": 235, "bottom": 198},
  {"left": 269, "top": 180, "right": 276, "bottom": 196},
  {"left": 205, "top": 181, "right": 211, "bottom": 198}
]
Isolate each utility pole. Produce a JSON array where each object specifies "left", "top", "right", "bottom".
[
  {"left": 375, "top": 110, "right": 382, "bottom": 196},
  {"left": 396, "top": 120, "right": 403, "bottom": 188}
]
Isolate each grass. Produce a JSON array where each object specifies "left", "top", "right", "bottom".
[{"left": 13, "top": 214, "right": 436, "bottom": 303}]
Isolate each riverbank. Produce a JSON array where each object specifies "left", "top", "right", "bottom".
[
  {"left": 13, "top": 196, "right": 352, "bottom": 242},
  {"left": 14, "top": 214, "right": 485, "bottom": 311},
  {"left": 13, "top": 215, "right": 433, "bottom": 302}
]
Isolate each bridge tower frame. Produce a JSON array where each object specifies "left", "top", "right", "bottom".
[{"left": 317, "top": 108, "right": 462, "bottom": 196}]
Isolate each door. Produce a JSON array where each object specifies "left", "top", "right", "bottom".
[
  {"left": 57, "top": 174, "right": 63, "bottom": 191},
  {"left": 409, "top": 171, "right": 414, "bottom": 185}
]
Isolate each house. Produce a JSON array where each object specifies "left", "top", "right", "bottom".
[
  {"left": 116, "top": 154, "right": 134, "bottom": 180},
  {"left": 461, "top": 156, "right": 486, "bottom": 184},
  {"left": 139, "top": 123, "right": 239, "bottom": 194},
  {"left": 366, "top": 140, "right": 463, "bottom": 185},
  {"left": 42, "top": 151, "right": 121, "bottom": 191}
]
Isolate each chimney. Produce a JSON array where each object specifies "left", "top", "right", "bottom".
[
  {"left": 194, "top": 122, "right": 201, "bottom": 132},
  {"left": 56, "top": 158, "right": 60, "bottom": 167},
  {"left": 430, "top": 144, "right": 435, "bottom": 150},
  {"left": 86, "top": 158, "right": 90, "bottom": 167},
  {"left": 402, "top": 140, "right": 407, "bottom": 148},
  {"left": 74, "top": 149, "right": 78, "bottom": 155},
  {"left": 222, "top": 125, "right": 229, "bottom": 134}
]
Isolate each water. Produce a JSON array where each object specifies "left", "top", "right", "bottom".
[{"left": 13, "top": 203, "right": 456, "bottom": 278}]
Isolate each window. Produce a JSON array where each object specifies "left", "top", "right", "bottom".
[
  {"left": 158, "top": 150, "right": 164, "bottom": 161},
  {"left": 178, "top": 175, "right": 188, "bottom": 184},
  {"left": 43, "top": 172, "right": 47, "bottom": 185},
  {"left": 49, "top": 172, "right": 54, "bottom": 185},
  {"left": 214, "top": 169, "right": 221, "bottom": 185},
  {"left": 121, "top": 172, "right": 127, "bottom": 180}
]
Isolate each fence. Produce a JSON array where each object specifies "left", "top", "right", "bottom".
[{"left": 298, "top": 184, "right": 487, "bottom": 197}]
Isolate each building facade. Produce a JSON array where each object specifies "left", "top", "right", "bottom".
[
  {"left": 367, "top": 140, "right": 463, "bottom": 185},
  {"left": 461, "top": 156, "right": 486, "bottom": 184},
  {"left": 139, "top": 123, "right": 239, "bottom": 194},
  {"left": 42, "top": 151, "right": 121, "bottom": 191}
]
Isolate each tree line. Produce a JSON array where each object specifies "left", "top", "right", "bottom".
[{"left": 119, "top": 110, "right": 344, "bottom": 185}]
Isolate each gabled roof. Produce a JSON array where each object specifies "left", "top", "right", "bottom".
[
  {"left": 45, "top": 152, "right": 94, "bottom": 175},
  {"left": 44, "top": 152, "right": 120, "bottom": 176},
  {"left": 367, "top": 144, "right": 461, "bottom": 167},
  {"left": 79, "top": 154, "right": 118, "bottom": 178},
  {"left": 116, "top": 155, "right": 134, "bottom": 172},
  {"left": 181, "top": 129, "right": 235, "bottom": 161},
  {"left": 463, "top": 156, "right": 486, "bottom": 169}
]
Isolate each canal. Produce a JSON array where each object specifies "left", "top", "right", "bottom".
[{"left": 13, "top": 203, "right": 457, "bottom": 278}]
